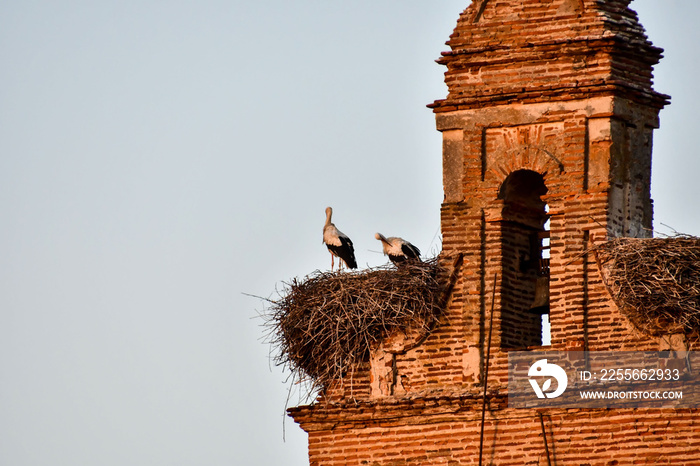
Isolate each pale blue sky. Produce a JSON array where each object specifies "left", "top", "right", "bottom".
[{"left": 1, "top": 2, "right": 698, "bottom": 465}]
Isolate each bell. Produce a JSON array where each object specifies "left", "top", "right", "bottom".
[{"left": 529, "top": 276, "right": 549, "bottom": 314}]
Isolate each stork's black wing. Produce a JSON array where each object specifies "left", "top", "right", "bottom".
[
  {"left": 401, "top": 242, "right": 421, "bottom": 261},
  {"left": 328, "top": 236, "right": 357, "bottom": 269}
]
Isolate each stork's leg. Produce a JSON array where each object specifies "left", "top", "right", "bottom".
[{"left": 330, "top": 252, "right": 335, "bottom": 271}]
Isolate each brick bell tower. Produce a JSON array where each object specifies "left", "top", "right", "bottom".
[
  {"left": 289, "top": 1, "right": 700, "bottom": 464},
  {"left": 431, "top": 0, "right": 670, "bottom": 362}
]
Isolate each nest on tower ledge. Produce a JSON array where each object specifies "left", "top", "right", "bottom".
[
  {"left": 265, "top": 257, "right": 454, "bottom": 394},
  {"left": 596, "top": 236, "right": 700, "bottom": 337}
]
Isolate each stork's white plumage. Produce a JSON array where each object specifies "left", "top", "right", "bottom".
[
  {"left": 375, "top": 232, "right": 421, "bottom": 266},
  {"left": 323, "top": 207, "right": 357, "bottom": 270}
]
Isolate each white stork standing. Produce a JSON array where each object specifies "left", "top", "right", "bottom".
[
  {"left": 375, "top": 232, "right": 421, "bottom": 266},
  {"left": 323, "top": 207, "right": 357, "bottom": 270}
]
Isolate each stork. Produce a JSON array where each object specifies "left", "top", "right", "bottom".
[
  {"left": 375, "top": 232, "right": 421, "bottom": 266},
  {"left": 323, "top": 207, "right": 357, "bottom": 270}
]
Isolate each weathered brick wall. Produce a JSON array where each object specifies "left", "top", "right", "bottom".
[
  {"left": 291, "top": 400, "right": 700, "bottom": 465},
  {"left": 289, "top": 1, "right": 700, "bottom": 464},
  {"left": 431, "top": 0, "right": 668, "bottom": 112}
]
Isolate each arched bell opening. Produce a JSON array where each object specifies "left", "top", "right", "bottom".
[{"left": 497, "top": 169, "right": 550, "bottom": 348}]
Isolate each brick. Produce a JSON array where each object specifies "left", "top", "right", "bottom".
[{"left": 287, "top": 1, "right": 698, "bottom": 465}]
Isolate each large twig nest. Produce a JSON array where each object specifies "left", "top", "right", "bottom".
[
  {"left": 595, "top": 236, "right": 700, "bottom": 336},
  {"left": 265, "top": 259, "right": 446, "bottom": 393}
]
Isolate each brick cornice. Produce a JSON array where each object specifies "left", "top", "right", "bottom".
[
  {"left": 288, "top": 391, "right": 509, "bottom": 431},
  {"left": 430, "top": 83, "right": 668, "bottom": 113}
]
